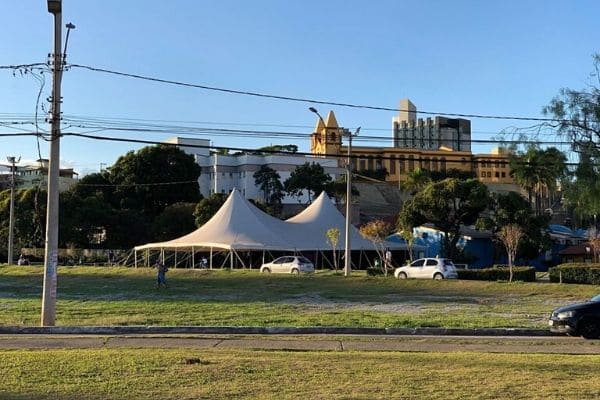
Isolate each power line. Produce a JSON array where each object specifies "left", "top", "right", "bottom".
[
  {"left": 68, "top": 63, "right": 567, "bottom": 123},
  {"left": 62, "top": 131, "right": 584, "bottom": 167}
]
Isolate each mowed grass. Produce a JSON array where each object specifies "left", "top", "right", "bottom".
[
  {"left": 0, "top": 266, "right": 597, "bottom": 328},
  {"left": 0, "top": 348, "right": 599, "bottom": 399}
]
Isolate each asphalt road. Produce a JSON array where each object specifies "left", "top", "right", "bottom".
[{"left": 1, "top": 334, "right": 598, "bottom": 354}]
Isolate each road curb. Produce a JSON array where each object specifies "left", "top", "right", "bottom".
[{"left": 0, "top": 326, "right": 557, "bottom": 336}]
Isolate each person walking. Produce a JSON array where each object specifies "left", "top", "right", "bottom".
[{"left": 155, "top": 260, "right": 169, "bottom": 289}]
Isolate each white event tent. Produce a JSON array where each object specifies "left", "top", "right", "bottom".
[{"left": 134, "top": 189, "right": 411, "bottom": 268}]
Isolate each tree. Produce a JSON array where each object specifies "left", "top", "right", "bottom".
[
  {"left": 253, "top": 165, "right": 284, "bottom": 210},
  {"left": 324, "top": 177, "right": 359, "bottom": 204},
  {"left": 476, "top": 191, "right": 551, "bottom": 262},
  {"left": 543, "top": 53, "right": 600, "bottom": 151},
  {"left": 193, "top": 194, "right": 226, "bottom": 226},
  {"left": 497, "top": 224, "right": 524, "bottom": 283},
  {"left": 399, "top": 168, "right": 431, "bottom": 195},
  {"left": 284, "top": 162, "right": 333, "bottom": 203},
  {"left": 397, "top": 178, "right": 490, "bottom": 260},
  {"left": 509, "top": 146, "right": 566, "bottom": 215},
  {"left": 109, "top": 145, "right": 201, "bottom": 216},
  {"left": 152, "top": 202, "right": 196, "bottom": 241},
  {"left": 359, "top": 220, "right": 393, "bottom": 275},
  {"left": 326, "top": 227, "right": 341, "bottom": 270},
  {"left": 256, "top": 144, "right": 298, "bottom": 154},
  {"left": 543, "top": 54, "right": 600, "bottom": 223}
]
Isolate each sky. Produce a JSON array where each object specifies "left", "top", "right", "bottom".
[{"left": 1, "top": 0, "right": 599, "bottom": 175}]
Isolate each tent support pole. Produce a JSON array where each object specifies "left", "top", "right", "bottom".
[
  {"left": 134, "top": 250, "right": 137, "bottom": 268},
  {"left": 262, "top": 251, "right": 265, "bottom": 266},
  {"left": 210, "top": 247, "right": 213, "bottom": 269},
  {"left": 230, "top": 250, "right": 234, "bottom": 269},
  {"left": 145, "top": 249, "right": 149, "bottom": 267},
  {"left": 174, "top": 250, "right": 178, "bottom": 268},
  {"left": 192, "top": 247, "right": 195, "bottom": 269},
  {"left": 233, "top": 249, "right": 246, "bottom": 269}
]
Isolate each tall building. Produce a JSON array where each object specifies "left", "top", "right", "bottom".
[
  {"left": 392, "top": 99, "right": 471, "bottom": 152},
  {"left": 309, "top": 106, "right": 518, "bottom": 192}
]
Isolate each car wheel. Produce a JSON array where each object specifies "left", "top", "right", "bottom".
[
  {"left": 578, "top": 319, "right": 600, "bottom": 339},
  {"left": 262, "top": 268, "right": 271, "bottom": 274},
  {"left": 397, "top": 272, "right": 407, "bottom": 279},
  {"left": 433, "top": 273, "right": 444, "bottom": 280},
  {"left": 291, "top": 268, "right": 299, "bottom": 275}
]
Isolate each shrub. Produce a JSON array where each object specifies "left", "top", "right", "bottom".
[
  {"left": 366, "top": 268, "right": 386, "bottom": 277},
  {"left": 549, "top": 263, "right": 600, "bottom": 285},
  {"left": 457, "top": 266, "right": 536, "bottom": 282}
]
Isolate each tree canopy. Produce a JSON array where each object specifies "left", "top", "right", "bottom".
[
  {"left": 397, "top": 178, "right": 490, "bottom": 260},
  {"left": 284, "top": 162, "right": 333, "bottom": 203}
]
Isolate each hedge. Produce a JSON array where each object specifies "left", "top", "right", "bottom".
[
  {"left": 457, "top": 266, "right": 536, "bottom": 282},
  {"left": 549, "top": 263, "right": 600, "bottom": 285}
]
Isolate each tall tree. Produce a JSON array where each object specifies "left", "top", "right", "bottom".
[
  {"left": 476, "top": 191, "right": 551, "bottom": 262},
  {"left": 193, "top": 194, "right": 226, "bottom": 227},
  {"left": 253, "top": 165, "right": 284, "bottom": 208},
  {"left": 509, "top": 146, "right": 566, "bottom": 214},
  {"left": 284, "top": 162, "right": 333, "bottom": 203},
  {"left": 109, "top": 145, "right": 201, "bottom": 216},
  {"left": 497, "top": 224, "right": 524, "bottom": 283},
  {"left": 397, "top": 178, "right": 490, "bottom": 260},
  {"left": 399, "top": 168, "right": 431, "bottom": 195},
  {"left": 543, "top": 54, "right": 600, "bottom": 223},
  {"left": 359, "top": 220, "right": 393, "bottom": 275}
]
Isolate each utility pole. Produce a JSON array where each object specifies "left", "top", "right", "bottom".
[
  {"left": 6, "top": 156, "right": 20, "bottom": 265},
  {"left": 41, "top": 0, "right": 63, "bottom": 326},
  {"left": 342, "top": 127, "right": 359, "bottom": 277}
]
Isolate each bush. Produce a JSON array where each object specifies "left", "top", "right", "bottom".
[
  {"left": 549, "top": 263, "right": 600, "bottom": 284},
  {"left": 457, "top": 266, "right": 536, "bottom": 282},
  {"left": 366, "top": 268, "right": 386, "bottom": 276}
]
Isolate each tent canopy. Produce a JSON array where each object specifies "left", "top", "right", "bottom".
[{"left": 135, "top": 189, "right": 410, "bottom": 252}]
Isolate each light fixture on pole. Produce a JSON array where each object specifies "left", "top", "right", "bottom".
[
  {"left": 41, "top": 0, "right": 64, "bottom": 326},
  {"left": 309, "top": 107, "right": 359, "bottom": 276},
  {"left": 6, "top": 156, "right": 20, "bottom": 265},
  {"left": 342, "top": 126, "right": 359, "bottom": 277}
]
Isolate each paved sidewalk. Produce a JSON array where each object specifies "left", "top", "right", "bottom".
[{"left": 0, "top": 333, "right": 598, "bottom": 354}]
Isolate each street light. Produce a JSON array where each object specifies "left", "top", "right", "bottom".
[
  {"left": 309, "top": 107, "right": 359, "bottom": 276},
  {"left": 41, "top": 0, "right": 63, "bottom": 326}
]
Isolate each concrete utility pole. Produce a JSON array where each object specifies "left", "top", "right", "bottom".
[
  {"left": 6, "top": 156, "right": 20, "bottom": 265},
  {"left": 342, "top": 127, "right": 359, "bottom": 277},
  {"left": 41, "top": 0, "right": 63, "bottom": 326}
]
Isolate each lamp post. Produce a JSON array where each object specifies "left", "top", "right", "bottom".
[
  {"left": 6, "top": 156, "right": 19, "bottom": 265},
  {"left": 41, "top": 0, "right": 63, "bottom": 326},
  {"left": 309, "top": 107, "right": 359, "bottom": 276}
]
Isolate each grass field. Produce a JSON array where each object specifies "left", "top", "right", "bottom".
[
  {"left": 0, "top": 265, "right": 597, "bottom": 328},
  {"left": 1, "top": 348, "right": 599, "bottom": 399}
]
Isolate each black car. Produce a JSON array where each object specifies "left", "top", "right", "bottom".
[{"left": 549, "top": 294, "right": 600, "bottom": 339}]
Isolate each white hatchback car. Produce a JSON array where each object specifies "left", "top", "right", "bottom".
[
  {"left": 394, "top": 258, "right": 458, "bottom": 280},
  {"left": 260, "top": 256, "right": 315, "bottom": 275}
]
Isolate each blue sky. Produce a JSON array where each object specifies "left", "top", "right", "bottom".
[{"left": 1, "top": 0, "right": 599, "bottom": 174}]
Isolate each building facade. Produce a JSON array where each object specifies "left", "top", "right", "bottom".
[
  {"left": 0, "top": 159, "right": 79, "bottom": 192},
  {"left": 392, "top": 99, "right": 471, "bottom": 152},
  {"left": 309, "top": 102, "right": 518, "bottom": 191},
  {"left": 166, "top": 137, "right": 344, "bottom": 205}
]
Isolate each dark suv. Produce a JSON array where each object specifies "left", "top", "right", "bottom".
[{"left": 548, "top": 294, "right": 600, "bottom": 339}]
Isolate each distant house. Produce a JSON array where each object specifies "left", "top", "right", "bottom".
[
  {"left": 558, "top": 244, "right": 594, "bottom": 264},
  {"left": 15, "top": 159, "right": 78, "bottom": 192}
]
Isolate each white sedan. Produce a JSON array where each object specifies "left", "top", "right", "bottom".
[
  {"left": 394, "top": 258, "right": 458, "bottom": 280},
  {"left": 260, "top": 256, "right": 314, "bottom": 275}
]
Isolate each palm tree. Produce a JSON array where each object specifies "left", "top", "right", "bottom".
[{"left": 400, "top": 168, "right": 431, "bottom": 195}]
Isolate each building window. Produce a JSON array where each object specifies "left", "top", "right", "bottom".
[
  {"left": 495, "top": 172, "right": 500, "bottom": 178},
  {"left": 368, "top": 156, "right": 374, "bottom": 171},
  {"left": 440, "top": 157, "right": 446, "bottom": 172},
  {"left": 501, "top": 172, "right": 506, "bottom": 178},
  {"left": 408, "top": 155, "right": 415, "bottom": 172},
  {"left": 399, "top": 157, "right": 405, "bottom": 173},
  {"left": 487, "top": 172, "right": 492, "bottom": 178},
  {"left": 389, "top": 155, "right": 396, "bottom": 174},
  {"left": 495, "top": 161, "right": 500, "bottom": 168},
  {"left": 481, "top": 172, "right": 486, "bottom": 178},
  {"left": 461, "top": 157, "right": 466, "bottom": 165},
  {"left": 359, "top": 159, "right": 366, "bottom": 170}
]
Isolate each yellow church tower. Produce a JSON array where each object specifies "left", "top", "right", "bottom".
[{"left": 310, "top": 111, "right": 343, "bottom": 158}]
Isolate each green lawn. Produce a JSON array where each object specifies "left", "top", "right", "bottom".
[
  {"left": 1, "top": 348, "right": 599, "bottom": 399},
  {"left": 0, "top": 266, "right": 597, "bottom": 328}
]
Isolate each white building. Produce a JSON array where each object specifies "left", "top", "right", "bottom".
[{"left": 165, "top": 137, "right": 344, "bottom": 205}]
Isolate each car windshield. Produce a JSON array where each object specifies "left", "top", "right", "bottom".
[
  {"left": 297, "top": 257, "right": 311, "bottom": 264},
  {"left": 591, "top": 294, "right": 600, "bottom": 302}
]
